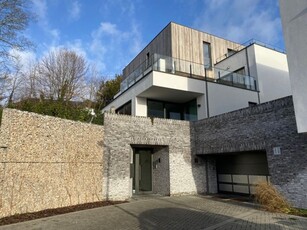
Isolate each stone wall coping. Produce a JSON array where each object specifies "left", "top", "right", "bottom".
[
  {"left": 2, "top": 108, "right": 104, "bottom": 129},
  {"left": 195, "top": 96, "right": 293, "bottom": 125},
  {"left": 104, "top": 112, "right": 190, "bottom": 125},
  {"left": 104, "top": 96, "right": 293, "bottom": 126}
]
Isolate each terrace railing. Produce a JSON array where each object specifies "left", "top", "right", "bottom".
[{"left": 119, "top": 53, "right": 257, "bottom": 94}]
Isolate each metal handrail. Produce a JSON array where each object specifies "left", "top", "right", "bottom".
[
  {"left": 119, "top": 53, "right": 257, "bottom": 95},
  {"left": 215, "top": 39, "right": 286, "bottom": 63}
]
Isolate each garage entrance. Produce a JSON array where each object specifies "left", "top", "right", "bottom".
[{"left": 216, "top": 151, "right": 270, "bottom": 195}]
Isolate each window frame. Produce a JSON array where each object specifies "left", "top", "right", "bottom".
[{"left": 203, "top": 42, "right": 212, "bottom": 69}]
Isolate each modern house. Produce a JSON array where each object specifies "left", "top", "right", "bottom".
[
  {"left": 100, "top": 22, "right": 303, "bottom": 202},
  {"left": 102, "top": 22, "right": 291, "bottom": 120},
  {"left": 1, "top": 21, "right": 306, "bottom": 218}
]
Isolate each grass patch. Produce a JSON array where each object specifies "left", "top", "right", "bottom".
[{"left": 289, "top": 208, "right": 307, "bottom": 217}]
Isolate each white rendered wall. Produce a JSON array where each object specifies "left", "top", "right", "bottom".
[
  {"left": 207, "top": 82, "right": 259, "bottom": 117},
  {"left": 215, "top": 46, "right": 257, "bottom": 80},
  {"left": 280, "top": 0, "right": 307, "bottom": 133},
  {"left": 215, "top": 49, "right": 248, "bottom": 73},
  {"left": 197, "top": 95, "right": 207, "bottom": 120},
  {"left": 135, "top": 97, "right": 147, "bottom": 116},
  {"left": 152, "top": 72, "right": 204, "bottom": 94},
  {"left": 102, "top": 73, "right": 154, "bottom": 115},
  {"left": 215, "top": 44, "right": 290, "bottom": 104},
  {"left": 253, "top": 45, "right": 291, "bottom": 103}
]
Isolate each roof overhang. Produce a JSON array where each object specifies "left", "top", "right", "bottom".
[{"left": 137, "top": 71, "right": 204, "bottom": 103}]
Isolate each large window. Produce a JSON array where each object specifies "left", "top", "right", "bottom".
[
  {"left": 165, "top": 103, "right": 182, "bottom": 120},
  {"left": 116, "top": 101, "right": 131, "bottom": 115},
  {"left": 147, "top": 100, "right": 164, "bottom": 118},
  {"left": 183, "top": 100, "right": 197, "bottom": 121},
  {"left": 147, "top": 99, "right": 197, "bottom": 121},
  {"left": 203, "top": 42, "right": 212, "bottom": 68}
]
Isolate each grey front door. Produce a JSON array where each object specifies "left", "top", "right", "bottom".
[{"left": 133, "top": 149, "right": 152, "bottom": 194}]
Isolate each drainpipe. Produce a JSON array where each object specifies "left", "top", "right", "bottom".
[
  {"left": 245, "top": 48, "right": 251, "bottom": 77},
  {"left": 205, "top": 68, "right": 210, "bottom": 118}
]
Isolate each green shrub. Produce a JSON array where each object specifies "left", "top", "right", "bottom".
[{"left": 8, "top": 99, "right": 103, "bottom": 125}]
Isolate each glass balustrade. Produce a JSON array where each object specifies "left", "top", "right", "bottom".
[{"left": 120, "top": 53, "right": 257, "bottom": 93}]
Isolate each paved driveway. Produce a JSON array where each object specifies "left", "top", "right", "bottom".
[{"left": 1, "top": 195, "right": 306, "bottom": 230}]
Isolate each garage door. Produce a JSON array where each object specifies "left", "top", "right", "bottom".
[{"left": 216, "top": 151, "right": 270, "bottom": 195}]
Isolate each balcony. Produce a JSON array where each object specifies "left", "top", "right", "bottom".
[{"left": 119, "top": 54, "right": 257, "bottom": 97}]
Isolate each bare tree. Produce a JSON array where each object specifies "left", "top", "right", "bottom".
[
  {"left": 14, "top": 60, "right": 39, "bottom": 101},
  {"left": 0, "top": 54, "right": 27, "bottom": 104},
  {"left": 26, "top": 62, "right": 39, "bottom": 99},
  {"left": 37, "top": 48, "right": 88, "bottom": 102},
  {"left": 0, "top": 0, "right": 33, "bottom": 72},
  {"left": 6, "top": 55, "right": 24, "bottom": 104},
  {"left": 85, "top": 65, "right": 105, "bottom": 103}
]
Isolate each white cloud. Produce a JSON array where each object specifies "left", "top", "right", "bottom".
[
  {"left": 99, "top": 22, "right": 120, "bottom": 36},
  {"left": 194, "top": 0, "right": 283, "bottom": 47},
  {"left": 69, "top": 1, "right": 81, "bottom": 21},
  {"left": 31, "top": 0, "right": 61, "bottom": 46},
  {"left": 65, "top": 39, "right": 87, "bottom": 58},
  {"left": 49, "top": 29, "right": 60, "bottom": 43},
  {"left": 101, "top": 0, "right": 136, "bottom": 16},
  {"left": 89, "top": 21, "right": 144, "bottom": 76},
  {"left": 118, "top": 0, "right": 135, "bottom": 15},
  {"left": 31, "top": 0, "right": 48, "bottom": 26},
  {"left": 30, "top": 0, "right": 144, "bottom": 77},
  {"left": 129, "top": 21, "right": 143, "bottom": 54},
  {"left": 9, "top": 49, "right": 37, "bottom": 71}
]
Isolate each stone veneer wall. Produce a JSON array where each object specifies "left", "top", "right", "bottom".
[
  {"left": 1, "top": 96, "right": 306, "bottom": 217},
  {"left": 152, "top": 146, "right": 170, "bottom": 196},
  {"left": 193, "top": 96, "right": 307, "bottom": 208},
  {"left": 103, "top": 113, "right": 207, "bottom": 200},
  {"left": 0, "top": 109, "right": 104, "bottom": 218}
]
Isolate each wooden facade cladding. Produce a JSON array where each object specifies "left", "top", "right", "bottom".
[
  {"left": 123, "top": 22, "right": 244, "bottom": 79},
  {"left": 123, "top": 24, "right": 172, "bottom": 79},
  {"left": 170, "top": 23, "right": 242, "bottom": 65}
]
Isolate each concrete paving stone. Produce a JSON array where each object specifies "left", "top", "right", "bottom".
[{"left": 0, "top": 195, "right": 306, "bottom": 230}]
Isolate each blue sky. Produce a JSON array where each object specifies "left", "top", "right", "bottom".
[{"left": 23, "top": 0, "right": 283, "bottom": 78}]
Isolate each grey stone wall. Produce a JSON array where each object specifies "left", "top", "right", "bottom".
[
  {"left": 103, "top": 114, "right": 207, "bottom": 200},
  {"left": 0, "top": 109, "right": 104, "bottom": 218},
  {"left": 152, "top": 146, "right": 170, "bottom": 196},
  {"left": 193, "top": 96, "right": 307, "bottom": 208},
  {"left": 1, "top": 95, "right": 306, "bottom": 218},
  {"left": 206, "top": 157, "right": 218, "bottom": 194}
]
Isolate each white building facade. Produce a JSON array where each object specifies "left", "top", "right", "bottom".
[
  {"left": 280, "top": 0, "right": 307, "bottom": 133},
  {"left": 103, "top": 23, "right": 291, "bottom": 121}
]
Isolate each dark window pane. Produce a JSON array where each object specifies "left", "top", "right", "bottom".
[
  {"left": 148, "top": 100, "right": 164, "bottom": 118},
  {"left": 184, "top": 99, "right": 198, "bottom": 121},
  {"left": 227, "top": 48, "right": 236, "bottom": 56},
  {"left": 234, "top": 67, "right": 246, "bottom": 75},
  {"left": 165, "top": 103, "right": 182, "bottom": 120},
  {"left": 116, "top": 101, "right": 132, "bottom": 115},
  {"left": 204, "top": 42, "right": 212, "bottom": 68},
  {"left": 148, "top": 99, "right": 198, "bottom": 121}
]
